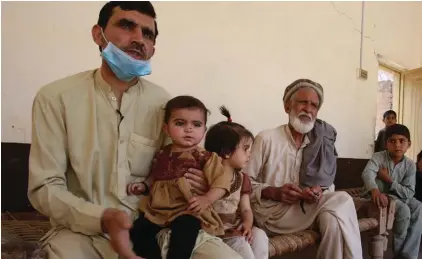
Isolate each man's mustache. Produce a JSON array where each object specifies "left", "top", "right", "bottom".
[
  {"left": 297, "top": 111, "right": 313, "bottom": 120},
  {"left": 124, "top": 43, "right": 147, "bottom": 58}
]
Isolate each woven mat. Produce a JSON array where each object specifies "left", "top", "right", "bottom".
[
  {"left": 1, "top": 241, "right": 47, "bottom": 259},
  {"left": 1, "top": 220, "right": 51, "bottom": 244},
  {"left": 1, "top": 213, "right": 50, "bottom": 259}
]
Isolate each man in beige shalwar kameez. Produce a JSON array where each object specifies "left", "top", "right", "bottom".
[
  {"left": 245, "top": 79, "right": 363, "bottom": 259},
  {"left": 28, "top": 2, "right": 242, "bottom": 259}
]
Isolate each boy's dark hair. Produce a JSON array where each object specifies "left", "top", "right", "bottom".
[
  {"left": 383, "top": 110, "right": 397, "bottom": 119},
  {"left": 164, "top": 96, "right": 210, "bottom": 124},
  {"left": 417, "top": 150, "right": 422, "bottom": 163},
  {"left": 205, "top": 106, "right": 254, "bottom": 158},
  {"left": 97, "top": 1, "right": 158, "bottom": 51},
  {"left": 385, "top": 123, "right": 411, "bottom": 142}
]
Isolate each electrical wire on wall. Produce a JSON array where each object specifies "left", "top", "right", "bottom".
[
  {"left": 359, "top": 1, "right": 365, "bottom": 71},
  {"left": 330, "top": 1, "right": 377, "bottom": 68}
]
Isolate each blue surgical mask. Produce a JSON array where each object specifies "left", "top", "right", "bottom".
[{"left": 100, "top": 30, "right": 152, "bottom": 82}]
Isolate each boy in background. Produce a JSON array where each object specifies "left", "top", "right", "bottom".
[
  {"left": 362, "top": 124, "right": 422, "bottom": 259},
  {"left": 374, "top": 110, "right": 397, "bottom": 152}
]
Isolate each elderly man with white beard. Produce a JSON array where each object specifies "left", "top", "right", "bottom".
[{"left": 245, "top": 79, "right": 363, "bottom": 259}]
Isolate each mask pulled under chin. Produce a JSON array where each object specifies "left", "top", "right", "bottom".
[{"left": 101, "top": 42, "right": 152, "bottom": 82}]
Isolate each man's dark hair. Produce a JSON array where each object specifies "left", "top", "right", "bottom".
[
  {"left": 205, "top": 106, "right": 254, "bottom": 158},
  {"left": 97, "top": 1, "right": 158, "bottom": 51},
  {"left": 383, "top": 110, "right": 397, "bottom": 120},
  {"left": 164, "top": 96, "right": 210, "bottom": 124},
  {"left": 385, "top": 123, "right": 411, "bottom": 142}
]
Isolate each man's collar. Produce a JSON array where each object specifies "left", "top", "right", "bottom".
[
  {"left": 94, "top": 68, "right": 141, "bottom": 94},
  {"left": 285, "top": 124, "right": 310, "bottom": 149},
  {"left": 385, "top": 150, "right": 405, "bottom": 164}
]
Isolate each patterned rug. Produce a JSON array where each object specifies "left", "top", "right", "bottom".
[{"left": 1, "top": 212, "right": 50, "bottom": 259}]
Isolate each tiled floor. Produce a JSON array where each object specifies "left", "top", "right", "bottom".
[{"left": 273, "top": 232, "right": 422, "bottom": 259}]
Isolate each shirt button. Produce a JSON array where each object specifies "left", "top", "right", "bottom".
[
  {"left": 111, "top": 96, "right": 117, "bottom": 101},
  {"left": 120, "top": 139, "right": 124, "bottom": 144}
]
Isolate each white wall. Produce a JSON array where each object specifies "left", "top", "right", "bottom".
[{"left": 2, "top": 1, "right": 422, "bottom": 159}]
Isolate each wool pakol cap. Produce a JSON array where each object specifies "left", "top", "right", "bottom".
[{"left": 283, "top": 79, "right": 324, "bottom": 108}]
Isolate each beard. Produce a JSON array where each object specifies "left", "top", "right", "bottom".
[{"left": 289, "top": 110, "right": 316, "bottom": 134}]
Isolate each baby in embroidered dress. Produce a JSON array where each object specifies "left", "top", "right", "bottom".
[{"left": 127, "top": 96, "right": 231, "bottom": 259}]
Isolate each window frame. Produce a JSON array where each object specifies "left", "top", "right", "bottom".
[{"left": 375, "top": 63, "right": 404, "bottom": 137}]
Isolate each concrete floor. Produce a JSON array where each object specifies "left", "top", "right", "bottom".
[{"left": 273, "top": 232, "right": 422, "bottom": 259}]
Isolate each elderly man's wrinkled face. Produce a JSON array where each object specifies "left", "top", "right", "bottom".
[
  {"left": 285, "top": 87, "right": 320, "bottom": 134},
  {"left": 92, "top": 7, "right": 156, "bottom": 61}
]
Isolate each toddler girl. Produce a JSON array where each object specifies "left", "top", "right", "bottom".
[{"left": 204, "top": 106, "right": 269, "bottom": 259}]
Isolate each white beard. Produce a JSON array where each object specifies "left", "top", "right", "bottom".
[{"left": 289, "top": 111, "right": 315, "bottom": 134}]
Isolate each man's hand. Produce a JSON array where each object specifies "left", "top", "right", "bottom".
[
  {"left": 237, "top": 220, "right": 253, "bottom": 243},
  {"left": 377, "top": 166, "right": 392, "bottom": 184},
  {"left": 185, "top": 168, "right": 209, "bottom": 195},
  {"left": 310, "top": 186, "right": 323, "bottom": 197},
  {"left": 187, "top": 195, "right": 211, "bottom": 214},
  {"left": 300, "top": 186, "right": 322, "bottom": 214},
  {"left": 101, "top": 208, "right": 142, "bottom": 259},
  {"left": 371, "top": 188, "right": 389, "bottom": 208},
  {"left": 278, "top": 184, "right": 303, "bottom": 204},
  {"left": 302, "top": 186, "right": 322, "bottom": 204}
]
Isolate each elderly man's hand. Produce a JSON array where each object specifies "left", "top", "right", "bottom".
[
  {"left": 185, "top": 168, "right": 210, "bottom": 195},
  {"left": 101, "top": 208, "right": 142, "bottom": 259},
  {"left": 302, "top": 186, "right": 322, "bottom": 204},
  {"left": 278, "top": 184, "right": 303, "bottom": 204}
]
